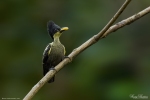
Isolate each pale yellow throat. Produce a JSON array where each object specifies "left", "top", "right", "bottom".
[{"left": 53, "top": 32, "right": 61, "bottom": 43}]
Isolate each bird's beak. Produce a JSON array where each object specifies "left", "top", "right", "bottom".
[{"left": 60, "top": 27, "right": 69, "bottom": 33}]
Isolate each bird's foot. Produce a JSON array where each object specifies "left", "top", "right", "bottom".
[
  {"left": 64, "top": 56, "right": 72, "bottom": 62},
  {"left": 49, "top": 68, "right": 57, "bottom": 73}
]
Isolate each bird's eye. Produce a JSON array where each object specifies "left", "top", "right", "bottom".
[
  {"left": 53, "top": 29, "right": 59, "bottom": 33},
  {"left": 56, "top": 28, "right": 60, "bottom": 32},
  {"left": 54, "top": 29, "right": 57, "bottom": 32}
]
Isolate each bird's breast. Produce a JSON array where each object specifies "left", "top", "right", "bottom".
[{"left": 48, "top": 44, "right": 65, "bottom": 66}]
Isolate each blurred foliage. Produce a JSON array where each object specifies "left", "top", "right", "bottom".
[{"left": 0, "top": 0, "right": 150, "bottom": 100}]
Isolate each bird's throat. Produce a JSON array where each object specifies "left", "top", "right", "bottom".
[
  {"left": 53, "top": 32, "right": 62, "bottom": 44},
  {"left": 54, "top": 37, "right": 61, "bottom": 44}
]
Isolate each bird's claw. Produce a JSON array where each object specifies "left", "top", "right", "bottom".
[
  {"left": 49, "top": 68, "right": 57, "bottom": 72},
  {"left": 64, "top": 56, "right": 72, "bottom": 62}
]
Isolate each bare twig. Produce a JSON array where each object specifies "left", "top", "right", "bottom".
[
  {"left": 23, "top": 2, "right": 150, "bottom": 100},
  {"left": 96, "top": 0, "right": 132, "bottom": 40},
  {"left": 102, "top": 6, "right": 150, "bottom": 37}
]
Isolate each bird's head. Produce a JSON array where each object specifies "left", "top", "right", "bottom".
[{"left": 47, "top": 21, "right": 69, "bottom": 40}]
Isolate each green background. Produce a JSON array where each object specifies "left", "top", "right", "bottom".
[{"left": 0, "top": 0, "right": 150, "bottom": 100}]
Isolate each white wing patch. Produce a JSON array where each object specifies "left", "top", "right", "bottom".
[
  {"left": 62, "top": 45, "right": 66, "bottom": 55},
  {"left": 48, "top": 43, "right": 53, "bottom": 55}
]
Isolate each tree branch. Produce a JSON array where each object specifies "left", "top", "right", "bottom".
[
  {"left": 23, "top": 2, "right": 150, "bottom": 100},
  {"left": 96, "top": 0, "right": 132, "bottom": 40},
  {"left": 102, "top": 6, "right": 150, "bottom": 38}
]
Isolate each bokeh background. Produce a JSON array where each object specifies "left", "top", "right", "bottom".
[{"left": 0, "top": 0, "right": 150, "bottom": 100}]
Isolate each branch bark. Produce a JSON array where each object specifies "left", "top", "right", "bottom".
[{"left": 23, "top": 2, "right": 150, "bottom": 100}]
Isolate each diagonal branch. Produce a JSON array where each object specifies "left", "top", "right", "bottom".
[
  {"left": 23, "top": 2, "right": 150, "bottom": 100},
  {"left": 96, "top": 0, "right": 132, "bottom": 40},
  {"left": 102, "top": 6, "right": 150, "bottom": 38}
]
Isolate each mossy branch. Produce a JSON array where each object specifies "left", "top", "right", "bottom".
[{"left": 23, "top": 1, "right": 150, "bottom": 100}]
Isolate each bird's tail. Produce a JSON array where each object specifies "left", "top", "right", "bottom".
[
  {"left": 43, "top": 67, "right": 55, "bottom": 83},
  {"left": 48, "top": 76, "right": 55, "bottom": 83}
]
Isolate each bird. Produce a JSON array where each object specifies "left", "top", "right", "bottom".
[{"left": 42, "top": 21, "right": 69, "bottom": 83}]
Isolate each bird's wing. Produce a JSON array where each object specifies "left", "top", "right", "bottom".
[
  {"left": 42, "top": 43, "right": 51, "bottom": 64},
  {"left": 42, "top": 43, "right": 52, "bottom": 76}
]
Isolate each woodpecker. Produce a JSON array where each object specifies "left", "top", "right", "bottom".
[{"left": 42, "top": 21, "right": 68, "bottom": 83}]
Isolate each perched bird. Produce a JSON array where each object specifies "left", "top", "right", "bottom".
[{"left": 42, "top": 21, "right": 69, "bottom": 83}]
